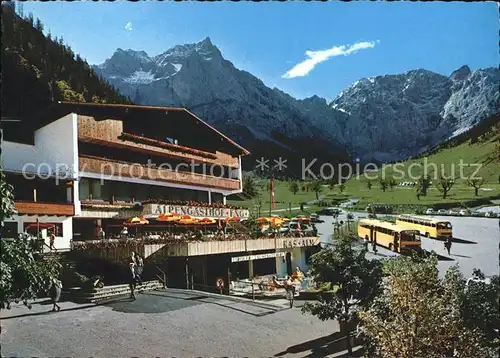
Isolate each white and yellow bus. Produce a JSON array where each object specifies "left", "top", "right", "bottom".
[
  {"left": 395, "top": 215, "right": 453, "bottom": 240},
  {"left": 358, "top": 219, "right": 421, "bottom": 253}
]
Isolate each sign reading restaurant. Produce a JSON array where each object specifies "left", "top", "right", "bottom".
[{"left": 142, "top": 203, "right": 250, "bottom": 219}]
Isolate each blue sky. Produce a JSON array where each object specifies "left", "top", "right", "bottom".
[{"left": 20, "top": 1, "right": 499, "bottom": 100}]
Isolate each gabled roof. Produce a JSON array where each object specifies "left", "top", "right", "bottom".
[{"left": 36, "top": 101, "right": 250, "bottom": 156}]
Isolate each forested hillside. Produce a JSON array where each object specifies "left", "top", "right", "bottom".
[{"left": 1, "top": 2, "right": 131, "bottom": 120}]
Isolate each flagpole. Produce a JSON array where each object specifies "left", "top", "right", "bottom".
[
  {"left": 269, "top": 173, "right": 272, "bottom": 217},
  {"left": 269, "top": 169, "right": 274, "bottom": 217}
]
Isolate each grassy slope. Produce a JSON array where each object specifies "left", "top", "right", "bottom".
[
  {"left": 345, "top": 131, "right": 500, "bottom": 207},
  {"left": 228, "top": 179, "right": 337, "bottom": 214},
  {"left": 231, "top": 129, "right": 499, "bottom": 214}
]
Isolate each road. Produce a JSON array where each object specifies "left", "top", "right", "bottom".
[
  {"left": 270, "top": 194, "right": 327, "bottom": 214},
  {"left": 315, "top": 211, "right": 499, "bottom": 278},
  {"left": 1, "top": 289, "right": 356, "bottom": 358}
]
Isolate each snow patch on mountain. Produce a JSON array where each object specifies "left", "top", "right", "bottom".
[
  {"left": 93, "top": 38, "right": 500, "bottom": 162},
  {"left": 331, "top": 103, "right": 351, "bottom": 115},
  {"left": 124, "top": 70, "right": 155, "bottom": 84}
]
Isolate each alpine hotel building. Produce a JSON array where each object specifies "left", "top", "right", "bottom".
[{"left": 1, "top": 102, "right": 320, "bottom": 287}]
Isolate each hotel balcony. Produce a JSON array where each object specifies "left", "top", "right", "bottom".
[
  {"left": 79, "top": 155, "right": 241, "bottom": 191},
  {"left": 78, "top": 115, "right": 240, "bottom": 168},
  {"left": 14, "top": 201, "right": 75, "bottom": 216}
]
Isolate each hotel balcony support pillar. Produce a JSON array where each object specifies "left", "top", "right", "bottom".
[
  {"left": 223, "top": 196, "right": 227, "bottom": 205},
  {"left": 208, "top": 191, "right": 212, "bottom": 205}
]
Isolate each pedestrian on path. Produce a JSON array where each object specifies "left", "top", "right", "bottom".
[
  {"left": 444, "top": 237, "right": 452, "bottom": 255},
  {"left": 363, "top": 235, "right": 369, "bottom": 251},
  {"left": 49, "top": 278, "right": 62, "bottom": 312},
  {"left": 372, "top": 237, "right": 378, "bottom": 254},
  {"left": 136, "top": 255, "right": 144, "bottom": 286},
  {"left": 128, "top": 262, "right": 137, "bottom": 300}
]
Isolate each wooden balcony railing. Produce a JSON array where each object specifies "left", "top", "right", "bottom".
[
  {"left": 77, "top": 116, "right": 239, "bottom": 168},
  {"left": 119, "top": 132, "right": 218, "bottom": 159},
  {"left": 79, "top": 155, "right": 241, "bottom": 191},
  {"left": 14, "top": 201, "right": 75, "bottom": 216}
]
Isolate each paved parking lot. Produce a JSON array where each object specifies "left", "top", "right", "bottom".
[
  {"left": 1, "top": 289, "right": 353, "bottom": 358},
  {"left": 316, "top": 212, "right": 499, "bottom": 278}
]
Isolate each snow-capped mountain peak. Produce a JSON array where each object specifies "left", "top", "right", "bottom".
[{"left": 93, "top": 38, "right": 500, "bottom": 163}]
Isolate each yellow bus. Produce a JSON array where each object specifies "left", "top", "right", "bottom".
[
  {"left": 395, "top": 215, "right": 453, "bottom": 240},
  {"left": 358, "top": 219, "right": 421, "bottom": 254}
]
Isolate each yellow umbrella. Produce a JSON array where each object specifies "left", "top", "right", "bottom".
[
  {"left": 124, "top": 217, "right": 149, "bottom": 226},
  {"left": 178, "top": 217, "right": 198, "bottom": 225},
  {"left": 198, "top": 218, "right": 217, "bottom": 225},
  {"left": 270, "top": 217, "right": 285, "bottom": 226},
  {"left": 156, "top": 213, "right": 181, "bottom": 222}
]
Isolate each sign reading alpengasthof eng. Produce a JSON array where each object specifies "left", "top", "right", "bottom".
[
  {"left": 231, "top": 252, "right": 285, "bottom": 263},
  {"left": 143, "top": 204, "right": 250, "bottom": 219}
]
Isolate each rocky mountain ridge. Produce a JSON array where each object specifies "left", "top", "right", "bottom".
[{"left": 93, "top": 38, "right": 500, "bottom": 163}]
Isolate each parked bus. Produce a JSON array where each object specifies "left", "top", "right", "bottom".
[
  {"left": 395, "top": 215, "right": 453, "bottom": 240},
  {"left": 358, "top": 219, "right": 421, "bottom": 253}
]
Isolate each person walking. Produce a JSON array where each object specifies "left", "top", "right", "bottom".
[
  {"left": 130, "top": 251, "right": 137, "bottom": 265},
  {"left": 49, "top": 231, "right": 56, "bottom": 250},
  {"left": 128, "top": 262, "right": 137, "bottom": 300},
  {"left": 284, "top": 276, "right": 296, "bottom": 308},
  {"left": 136, "top": 255, "right": 144, "bottom": 285},
  {"left": 372, "top": 237, "right": 378, "bottom": 254},
  {"left": 363, "top": 235, "right": 369, "bottom": 251},
  {"left": 49, "top": 277, "right": 62, "bottom": 312},
  {"left": 444, "top": 237, "right": 452, "bottom": 255}
]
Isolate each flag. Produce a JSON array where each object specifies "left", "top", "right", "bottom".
[{"left": 270, "top": 174, "right": 275, "bottom": 209}]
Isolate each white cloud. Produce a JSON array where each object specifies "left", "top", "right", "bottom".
[
  {"left": 282, "top": 40, "right": 379, "bottom": 79},
  {"left": 124, "top": 22, "right": 133, "bottom": 31}
]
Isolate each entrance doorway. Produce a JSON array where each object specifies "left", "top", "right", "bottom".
[{"left": 286, "top": 252, "right": 292, "bottom": 275}]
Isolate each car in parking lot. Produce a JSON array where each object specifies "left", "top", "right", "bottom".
[
  {"left": 459, "top": 209, "right": 470, "bottom": 216},
  {"left": 485, "top": 211, "right": 498, "bottom": 218},
  {"left": 437, "top": 209, "right": 447, "bottom": 215},
  {"left": 425, "top": 208, "right": 435, "bottom": 215},
  {"left": 448, "top": 210, "right": 459, "bottom": 215}
]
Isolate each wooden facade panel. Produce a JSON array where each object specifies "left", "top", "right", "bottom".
[
  {"left": 77, "top": 115, "right": 239, "bottom": 168},
  {"left": 77, "top": 115, "right": 123, "bottom": 141},
  {"left": 14, "top": 201, "right": 75, "bottom": 216},
  {"left": 79, "top": 156, "right": 241, "bottom": 191}
]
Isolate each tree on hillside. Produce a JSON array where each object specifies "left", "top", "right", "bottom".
[
  {"left": 339, "top": 183, "right": 345, "bottom": 193},
  {"left": 242, "top": 174, "right": 258, "bottom": 198},
  {"left": 0, "top": 166, "right": 61, "bottom": 309},
  {"left": 379, "top": 179, "right": 388, "bottom": 192},
  {"left": 366, "top": 180, "right": 372, "bottom": 190},
  {"left": 388, "top": 179, "right": 397, "bottom": 190},
  {"left": 436, "top": 177, "right": 454, "bottom": 199},
  {"left": 302, "top": 232, "right": 383, "bottom": 356},
  {"left": 288, "top": 181, "right": 299, "bottom": 195},
  {"left": 358, "top": 256, "right": 496, "bottom": 358},
  {"left": 309, "top": 180, "right": 323, "bottom": 201},
  {"left": 328, "top": 180, "right": 336, "bottom": 191},
  {"left": 466, "top": 178, "right": 485, "bottom": 196},
  {"left": 1, "top": 5, "right": 132, "bottom": 120},
  {"left": 416, "top": 175, "right": 431, "bottom": 198}
]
